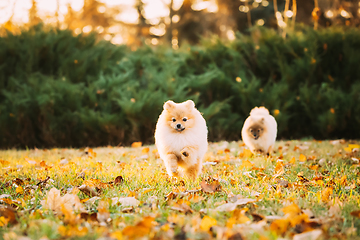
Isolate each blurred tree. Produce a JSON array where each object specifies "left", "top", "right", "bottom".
[
  {"left": 1, "top": 0, "right": 360, "bottom": 46},
  {"left": 0, "top": 0, "right": 17, "bottom": 35},
  {"left": 29, "top": 0, "right": 42, "bottom": 26},
  {"left": 64, "top": 0, "right": 121, "bottom": 39},
  {"left": 135, "top": 0, "right": 151, "bottom": 44}
]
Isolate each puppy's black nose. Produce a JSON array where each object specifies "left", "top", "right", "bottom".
[{"left": 176, "top": 124, "right": 181, "bottom": 128}]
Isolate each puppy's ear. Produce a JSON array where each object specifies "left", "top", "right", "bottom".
[
  {"left": 260, "top": 118, "right": 265, "bottom": 123},
  {"left": 164, "top": 100, "right": 175, "bottom": 111},
  {"left": 184, "top": 100, "right": 195, "bottom": 109}
]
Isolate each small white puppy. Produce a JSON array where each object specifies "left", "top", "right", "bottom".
[
  {"left": 241, "top": 106, "right": 277, "bottom": 155},
  {"left": 154, "top": 100, "right": 208, "bottom": 179}
]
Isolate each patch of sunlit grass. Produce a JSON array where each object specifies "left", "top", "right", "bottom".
[{"left": 1, "top": 140, "right": 360, "bottom": 239}]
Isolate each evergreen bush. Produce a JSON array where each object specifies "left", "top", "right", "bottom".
[{"left": 0, "top": 24, "right": 359, "bottom": 148}]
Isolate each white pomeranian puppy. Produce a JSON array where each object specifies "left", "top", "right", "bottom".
[
  {"left": 155, "top": 100, "right": 208, "bottom": 179},
  {"left": 241, "top": 106, "right": 277, "bottom": 155}
]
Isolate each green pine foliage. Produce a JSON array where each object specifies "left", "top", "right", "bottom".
[{"left": 0, "top": 24, "right": 359, "bottom": 148}]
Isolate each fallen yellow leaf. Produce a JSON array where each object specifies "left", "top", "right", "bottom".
[
  {"left": 281, "top": 203, "right": 301, "bottom": 217},
  {"left": 226, "top": 217, "right": 236, "bottom": 228},
  {"left": 340, "top": 176, "right": 347, "bottom": 186},
  {"left": 289, "top": 213, "right": 309, "bottom": 227},
  {"left": 240, "top": 149, "right": 253, "bottom": 158},
  {"left": 142, "top": 147, "right": 150, "bottom": 153},
  {"left": 122, "top": 216, "right": 155, "bottom": 238},
  {"left": 321, "top": 187, "right": 333, "bottom": 202},
  {"left": 0, "top": 216, "right": 9, "bottom": 227},
  {"left": 110, "top": 230, "right": 123, "bottom": 240},
  {"left": 240, "top": 159, "right": 254, "bottom": 169},
  {"left": 270, "top": 219, "right": 290, "bottom": 235},
  {"left": 349, "top": 144, "right": 360, "bottom": 149},
  {"left": 15, "top": 186, "right": 23, "bottom": 194},
  {"left": 200, "top": 216, "right": 217, "bottom": 231},
  {"left": 131, "top": 142, "right": 142, "bottom": 148},
  {"left": 299, "top": 154, "right": 307, "bottom": 162}
]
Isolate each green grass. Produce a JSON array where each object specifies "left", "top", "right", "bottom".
[{"left": 1, "top": 140, "right": 360, "bottom": 240}]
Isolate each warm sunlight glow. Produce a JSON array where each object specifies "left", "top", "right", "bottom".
[
  {"left": 325, "top": 10, "right": 334, "bottom": 18},
  {"left": 111, "top": 34, "right": 124, "bottom": 45},
  {"left": 239, "top": 5, "right": 249, "bottom": 13},
  {"left": 0, "top": 0, "right": 185, "bottom": 26},
  {"left": 98, "top": 6, "right": 106, "bottom": 13},
  {"left": 262, "top": 1, "right": 269, "bottom": 7},
  {"left": 256, "top": 19, "right": 265, "bottom": 26},
  {"left": 226, "top": 30, "right": 235, "bottom": 41},
  {"left": 172, "top": 15, "right": 180, "bottom": 23},
  {"left": 151, "top": 38, "right": 159, "bottom": 45},
  {"left": 340, "top": 9, "right": 351, "bottom": 18},
  {"left": 82, "top": 25, "right": 92, "bottom": 33},
  {"left": 285, "top": 10, "right": 294, "bottom": 18}
]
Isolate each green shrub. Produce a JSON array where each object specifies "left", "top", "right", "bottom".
[{"left": 0, "top": 24, "right": 359, "bottom": 148}]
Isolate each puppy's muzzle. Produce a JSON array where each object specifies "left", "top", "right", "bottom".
[{"left": 175, "top": 124, "right": 185, "bottom": 132}]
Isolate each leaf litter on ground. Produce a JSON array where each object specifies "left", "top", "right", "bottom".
[{"left": 0, "top": 140, "right": 360, "bottom": 239}]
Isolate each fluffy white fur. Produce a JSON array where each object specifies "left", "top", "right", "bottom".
[
  {"left": 155, "top": 100, "right": 208, "bottom": 179},
  {"left": 241, "top": 106, "right": 277, "bottom": 155}
]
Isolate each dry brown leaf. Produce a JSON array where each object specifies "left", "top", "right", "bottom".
[
  {"left": 293, "top": 229, "right": 323, "bottom": 240},
  {"left": 200, "top": 180, "right": 221, "bottom": 193},
  {"left": 297, "top": 172, "right": 310, "bottom": 183},
  {"left": 97, "top": 200, "right": 110, "bottom": 224},
  {"left": 215, "top": 198, "right": 256, "bottom": 212},
  {"left": 0, "top": 205, "right": 17, "bottom": 225},
  {"left": 171, "top": 203, "right": 193, "bottom": 214},
  {"left": 329, "top": 204, "right": 341, "bottom": 218},
  {"left": 40, "top": 188, "right": 63, "bottom": 214},
  {"left": 121, "top": 207, "right": 134, "bottom": 213},
  {"left": 80, "top": 212, "right": 98, "bottom": 222},
  {"left": 61, "top": 193, "right": 86, "bottom": 212},
  {"left": 114, "top": 176, "right": 124, "bottom": 185},
  {"left": 111, "top": 197, "right": 140, "bottom": 207},
  {"left": 251, "top": 213, "right": 264, "bottom": 222},
  {"left": 350, "top": 210, "right": 360, "bottom": 218},
  {"left": 41, "top": 188, "right": 86, "bottom": 214},
  {"left": 78, "top": 185, "right": 99, "bottom": 197},
  {"left": 215, "top": 202, "right": 238, "bottom": 212}
]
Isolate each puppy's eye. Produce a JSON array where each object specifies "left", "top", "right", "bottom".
[
  {"left": 172, "top": 118, "right": 176, "bottom": 122},
  {"left": 250, "top": 129, "right": 253, "bottom": 132},
  {"left": 257, "top": 129, "right": 260, "bottom": 132},
  {"left": 182, "top": 117, "right": 187, "bottom": 122}
]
